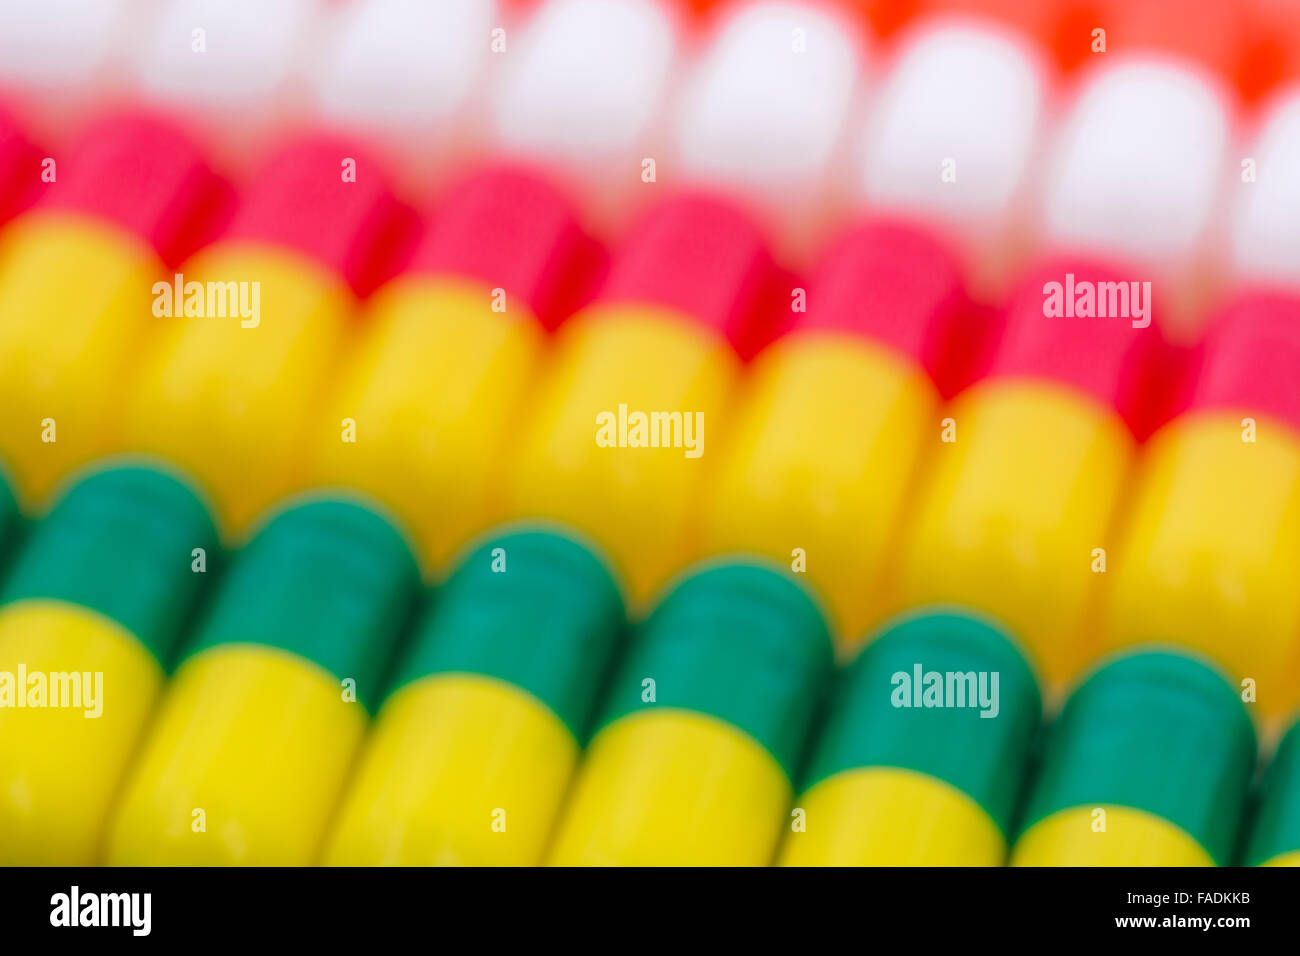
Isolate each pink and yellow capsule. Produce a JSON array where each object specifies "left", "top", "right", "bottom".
[
  {"left": 311, "top": 164, "right": 600, "bottom": 574},
  {"left": 700, "top": 219, "right": 977, "bottom": 647},
  {"left": 0, "top": 112, "right": 225, "bottom": 509},
  {"left": 505, "top": 192, "right": 781, "bottom": 607},
  {"left": 119, "top": 134, "right": 414, "bottom": 539},
  {"left": 894, "top": 259, "right": 1183, "bottom": 690},
  {"left": 1102, "top": 292, "right": 1300, "bottom": 722}
]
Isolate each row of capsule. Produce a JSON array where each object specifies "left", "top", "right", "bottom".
[
  {"left": 4, "top": 0, "right": 1300, "bottom": 304},
  {"left": 0, "top": 462, "right": 1297, "bottom": 866},
  {"left": 1, "top": 109, "right": 1299, "bottom": 720}
]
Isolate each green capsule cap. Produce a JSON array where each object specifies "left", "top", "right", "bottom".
[
  {"left": 802, "top": 611, "right": 1041, "bottom": 838},
  {"left": 181, "top": 499, "right": 419, "bottom": 712},
  {"left": 596, "top": 562, "right": 834, "bottom": 780},
  {"left": 1017, "top": 650, "right": 1256, "bottom": 865},
  {"left": 0, "top": 467, "right": 19, "bottom": 570},
  {"left": 0, "top": 466, "right": 218, "bottom": 666},
  {"left": 389, "top": 529, "right": 625, "bottom": 742},
  {"left": 1245, "top": 718, "right": 1300, "bottom": 866}
]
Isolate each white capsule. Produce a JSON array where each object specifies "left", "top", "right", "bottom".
[
  {"left": 135, "top": 0, "right": 321, "bottom": 116},
  {"left": 313, "top": 0, "right": 497, "bottom": 139},
  {"left": 491, "top": 0, "right": 678, "bottom": 216},
  {"left": 1041, "top": 60, "right": 1232, "bottom": 269},
  {"left": 1230, "top": 88, "right": 1300, "bottom": 289},
  {"left": 859, "top": 21, "right": 1045, "bottom": 240},
  {"left": 0, "top": 0, "right": 134, "bottom": 89},
  {"left": 0, "top": 0, "right": 150, "bottom": 142},
  {"left": 676, "top": 2, "right": 862, "bottom": 207}
]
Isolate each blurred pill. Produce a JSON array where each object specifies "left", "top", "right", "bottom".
[{"left": 1012, "top": 650, "right": 1254, "bottom": 865}]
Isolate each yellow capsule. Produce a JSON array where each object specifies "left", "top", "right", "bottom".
[
  {"left": 121, "top": 243, "right": 352, "bottom": 538},
  {"left": 1012, "top": 807, "right": 1214, "bottom": 866},
  {"left": 547, "top": 710, "right": 791, "bottom": 866},
  {"left": 325, "top": 675, "right": 577, "bottom": 866},
  {"left": 507, "top": 307, "right": 735, "bottom": 607},
  {"left": 1102, "top": 413, "right": 1300, "bottom": 720},
  {"left": 0, "top": 601, "right": 161, "bottom": 864},
  {"left": 894, "top": 381, "right": 1134, "bottom": 687},
  {"left": 312, "top": 278, "right": 544, "bottom": 573},
  {"left": 106, "top": 645, "right": 365, "bottom": 866},
  {"left": 701, "top": 333, "right": 937, "bottom": 646},
  {"left": 780, "top": 768, "right": 1006, "bottom": 866},
  {"left": 0, "top": 217, "right": 156, "bottom": 507}
]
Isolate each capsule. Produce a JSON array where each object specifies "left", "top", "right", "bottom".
[
  {"left": 1040, "top": 57, "right": 1229, "bottom": 270},
  {"left": 1012, "top": 650, "right": 1255, "bottom": 866},
  {"left": 781, "top": 611, "right": 1040, "bottom": 866},
  {"left": 673, "top": 0, "right": 863, "bottom": 256},
  {"left": 856, "top": 20, "right": 1046, "bottom": 290},
  {"left": 120, "top": 135, "right": 412, "bottom": 538},
  {"left": 894, "top": 259, "right": 1178, "bottom": 688},
  {"left": 0, "top": 0, "right": 139, "bottom": 140},
  {"left": 0, "top": 113, "right": 224, "bottom": 508},
  {"left": 325, "top": 529, "right": 624, "bottom": 865},
  {"left": 106, "top": 499, "right": 419, "bottom": 865},
  {"left": 1230, "top": 88, "right": 1300, "bottom": 292},
  {"left": 700, "top": 221, "right": 971, "bottom": 647},
  {"left": 548, "top": 562, "right": 833, "bottom": 865},
  {"left": 310, "top": 0, "right": 501, "bottom": 189},
  {"left": 1039, "top": 59, "right": 1230, "bottom": 334},
  {"left": 1246, "top": 719, "right": 1300, "bottom": 867},
  {"left": 0, "top": 108, "right": 38, "bottom": 227},
  {"left": 506, "top": 195, "right": 778, "bottom": 608},
  {"left": 0, "top": 466, "right": 217, "bottom": 864},
  {"left": 133, "top": 0, "right": 327, "bottom": 167},
  {"left": 312, "top": 166, "right": 599, "bottom": 574},
  {"left": 491, "top": 0, "right": 679, "bottom": 221},
  {"left": 1102, "top": 293, "right": 1300, "bottom": 720}
]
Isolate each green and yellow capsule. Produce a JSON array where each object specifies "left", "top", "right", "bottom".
[
  {"left": 106, "top": 498, "right": 420, "bottom": 865},
  {"left": 1246, "top": 718, "right": 1300, "bottom": 867},
  {"left": 325, "top": 529, "right": 625, "bottom": 866},
  {"left": 781, "top": 611, "right": 1041, "bottom": 866},
  {"left": 1012, "top": 650, "right": 1256, "bottom": 866},
  {"left": 0, "top": 466, "right": 217, "bottom": 864},
  {"left": 548, "top": 562, "right": 834, "bottom": 866}
]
